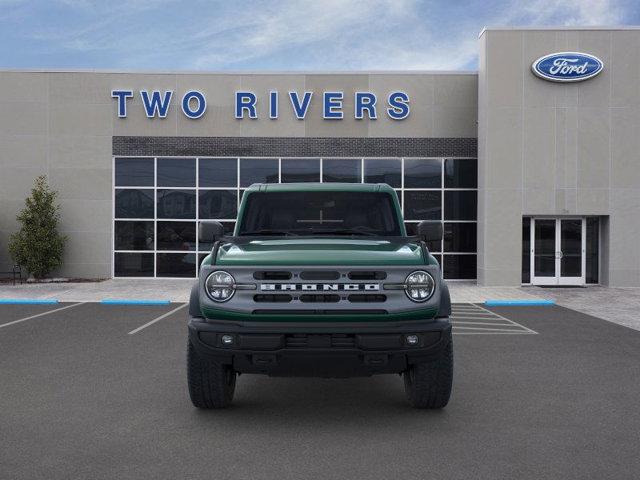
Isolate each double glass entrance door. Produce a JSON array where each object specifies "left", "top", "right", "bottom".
[{"left": 531, "top": 218, "right": 585, "bottom": 286}]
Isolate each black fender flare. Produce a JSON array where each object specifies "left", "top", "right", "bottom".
[
  {"left": 189, "top": 282, "right": 203, "bottom": 318},
  {"left": 437, "top": 281, "right": 451, "bottom": 318}
]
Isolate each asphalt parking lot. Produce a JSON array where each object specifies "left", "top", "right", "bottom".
[{"left": 1, "top": 302, "right": 639, "bottom": 480}]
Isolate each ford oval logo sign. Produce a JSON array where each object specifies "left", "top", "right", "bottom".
[{"left": 532, "top": 52, "right": 604, "bottom": 82}]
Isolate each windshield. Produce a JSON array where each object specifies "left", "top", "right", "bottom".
[{"left": 237, "top": 191, "right": 402, "bottom": 237}]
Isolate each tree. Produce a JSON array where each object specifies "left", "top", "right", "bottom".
[{"left": 9, "top": 175, "right": 67, "bottom": 279}]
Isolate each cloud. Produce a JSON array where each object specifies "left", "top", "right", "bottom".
[
  {"left": 190, "top": 0, "right": 418, "bottom": 68},
  {"left": 507, "top": 0, "right": 624, "bottom": 26},
  {"left": 4, "top": 0, "right": 633, "bottom": 70},
  {"left": 186, "top": 0, "right": 483, "bottom": 70},
  {"left": 187, "top": 0, "right": 629, "bottom": 70}
]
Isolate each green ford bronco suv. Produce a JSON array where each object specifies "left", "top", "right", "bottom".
[{"left": 187, "top": 183, "right": 452, "bottom": 409}]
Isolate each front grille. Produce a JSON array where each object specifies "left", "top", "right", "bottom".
[
  {"left": 207, "top": 266, "right": 431, "bottom": 316},
  {"left": 348, "top": 294, "right": 387, "bottom": 303},
  {"left": 285, "top": 334, "right": 356, "bottom": 348},
  {"left": 253, "top": 271, "right": 292, "bottom": 280},
  {"left": 246, "top": 266, "right": 406, "bottom": 315},
  {"left": 348, "top": 271, "right": 387, "bottom": 280},
  {"left": 300, "top": 270, "right": 340, "bottom": 280},
  {"left": 300, "top": 294, "right": 340, "bottom": 303},
  {"left": 253, "top": 294, "right": 292, "bottom": 303}
]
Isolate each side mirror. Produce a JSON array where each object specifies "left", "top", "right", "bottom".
[
  {"left": 199, "top": 221, "right": 225, "bottom": 243},
  {"left": 416, "top": 221, "right": 443, "bottom": 242}
]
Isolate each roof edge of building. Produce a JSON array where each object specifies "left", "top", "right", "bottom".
[
  {"left": 0, "top": 68, "right": 479, "bottom": 76},
  {"left": 479, "top": 25, "right": 640, "bottom": 38}
]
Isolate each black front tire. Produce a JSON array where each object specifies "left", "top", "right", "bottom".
[
  {"left": 187, "top": 340, "right": 236, "bottom": 408},
  {"left": 403, "top": 339, "right": 453, "bottom": 409}
]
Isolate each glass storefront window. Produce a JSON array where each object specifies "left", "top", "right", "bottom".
[
  {"left": 240, "top": 158, "right": 279, "bottom": 186},
  {"left": 114, "top": 252, "right": 154, "bottom": 277},
  {"left": 157, "top": 189, "right": 196, "bottom": 219},
  {"left": 281, "top": 158, "right": 320, "bottom": 183},
  {"left": 156, "top": 221, "right": 196, "bottom": 251},
  {"left": 444, "top": 223, "right": 477, "bottom": 252},
  {"left": 115, "top": 158, "right": 154, "bottom": 186},
  {"left": 586, "top": 217, "right": 599, "bottom": 284},
  {"left": 404, "top": 191, "right": 441, "bottom": 220},
  {"left": 443, "top": 254, "right": 477, "bottom": 279},
  {"left": 444, "top": 158, "right": 477, "bottom": 188},
  {"left": 444, "top": 191, "right": 477, "bottom": 220},
  {"left": 364, "top": 158, "right": 401, "bottom": 187},
  {"left": 114, "top": 157, "right": 478, "bottom": 279},
  {"left": 198, "top": 190, "right": 237, "bottom": 219},
  {"left": 199, "top": 158, "right": 237, "bottom": 187},
  {"left": 322, "top": 158, "right": 361, "bottom": 183},
  {"left": 114, "top": 221, "right": 154, "bottom": 251},
  {"left": 522, "top": 218, "right": 531, "bottom": 284},
  {"left": 156, "top": 253, "right": 197, "bottom": 277},
  {"left": 157, "top": 158, "right": 196, "bottom": 187},
  {"left": 404, "top": 158, "right": 441, "bottom": 188},
  {"left": 115, "top": 189, "right": 154, "bottom": 218}
]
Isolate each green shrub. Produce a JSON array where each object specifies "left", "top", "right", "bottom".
[{"left": 9, "top": 175, "right": 67, "bottom": 279}]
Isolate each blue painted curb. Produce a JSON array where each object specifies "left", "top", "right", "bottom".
[
  {"left": 0, "top": 298, "right": 59, "bottom": 305},
  {"left": 485, "top": 299, "right": 555, "bottom": 307},
  {"left": 101, "top": 299, "right": 171, "bottom": 305}
]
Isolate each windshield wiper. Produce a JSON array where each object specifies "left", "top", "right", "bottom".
[{"left": 239, "top": 229, "right": 299, "bottom": 236}]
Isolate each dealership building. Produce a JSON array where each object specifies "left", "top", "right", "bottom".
[{"left": 1, "top": 26, "right": 639, "bottom": 286}]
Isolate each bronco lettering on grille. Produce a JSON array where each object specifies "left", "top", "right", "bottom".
[{"left": 260, "top": 283, "right": 379, "bottom": 291}]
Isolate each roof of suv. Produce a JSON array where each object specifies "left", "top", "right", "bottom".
[{"left": 245, "top": 183, "right": 396, "bottom": 193}]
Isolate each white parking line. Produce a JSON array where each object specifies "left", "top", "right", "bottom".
[
  {"left": 451, "top": 310, "right": 495, "bottom": 315},
  {"left": 452, "top": 321, "right": 521, "bottom": 327},
  {"left": 472, "top": 303, "right": 538, "bottom": 334},
  {"left": 450, "top": 303, "right": 539, "bottom": 335},
  {"left": 0, "top": 303, "right": 83, "bottom": 329},
  {"left": 453, "top": 325, "right": 532, "bottom": 332},
  {"left": 128, "top": 303, "right": 187, "bottom": 335},
  {"left": 454, "top": 331, "right": 538, "bottom": 335}
]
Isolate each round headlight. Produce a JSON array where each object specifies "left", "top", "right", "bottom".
[
  {"left": 205, "top": 270, "right": 235, "bottom": 302},
  {"left": 405, "top": 270, "right": 435, "bottom": 302}
]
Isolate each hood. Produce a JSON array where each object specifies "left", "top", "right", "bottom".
[{"left": 215, "top": 238, "right": 425, "bottom": 266}]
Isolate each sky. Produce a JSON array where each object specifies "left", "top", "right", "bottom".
[{"left": 0, "top": 0, "right": 638, "bottom": 71}]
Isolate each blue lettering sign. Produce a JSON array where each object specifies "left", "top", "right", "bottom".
[
  {"left": 235, "top": 91, "right": 257, "bottom": 119},
  {"left": 112, "top": 89, "right": 413, "bottom": 121},
  {"left": 387, "top": 91, "right": 410, "bottom": 120},
  {"left": 269, "top": 91, "right": 278, "bottom": 119},
  {"left": 323, "top": 92, "right": 344, "bottom": 119},
  {"left": 181, "top": 90, "right": 206, "bottom": 119},
  {"left": 355, "top": 92, "right": 377, "bottom": 120},
  {"left": 140, "top": 90, "right": 173, "bottom": 118},
  {"left": 111, "top": 90, "right": 133, "bottom": 118},
  {"left": 289, "top": 91, "right": 313, "bottom": 119}
]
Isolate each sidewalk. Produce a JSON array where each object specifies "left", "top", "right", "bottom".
[
  {"left": 0, "top": 279, "right": 194, "bottom": 303},
  {"left": 0, "top": 278, "right": 545, "bottom": 303},
  {"left": 1, "top": 279, "right": 639, "bottom": 331}
]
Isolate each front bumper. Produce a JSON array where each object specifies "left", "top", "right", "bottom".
[{"left": 188, "top": 317, "right": 452, "bottom": 377}]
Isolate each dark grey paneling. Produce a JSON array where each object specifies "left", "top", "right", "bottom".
[{"left": 113, "top": 136, "right": 477, "bottom": 158}]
